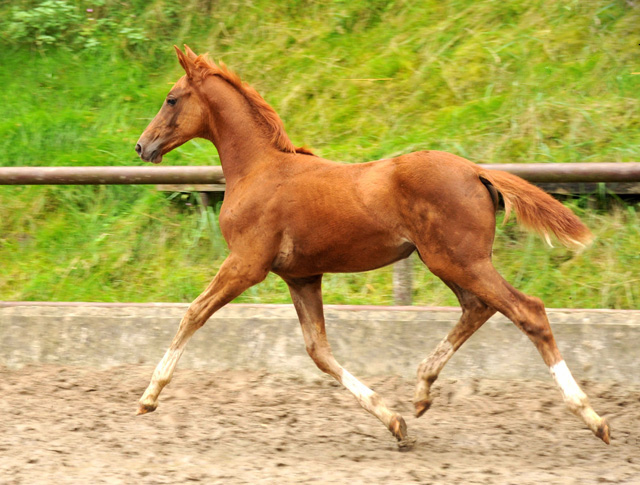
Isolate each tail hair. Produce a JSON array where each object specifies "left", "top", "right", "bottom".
[{"left": 477, "top": 169, "right": 593, "bottom": 249}]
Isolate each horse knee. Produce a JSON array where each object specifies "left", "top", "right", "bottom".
[{"left": 180, "top": 306, "right": 208, "bottom": 330}]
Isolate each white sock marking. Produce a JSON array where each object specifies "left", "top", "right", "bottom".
[
  {"left": 550, "top": 360, "right": 586, "bottom": 407},
  {"left": 341, "top": 369, "right": 374, "bottom": 400}
]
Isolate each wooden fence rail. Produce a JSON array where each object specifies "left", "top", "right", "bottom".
[
  {"left": 1, "top": 163, "right": 640, "bottom": 185},
  {"left": 0, "top": 166, "right": 225, "bottom": 185}
]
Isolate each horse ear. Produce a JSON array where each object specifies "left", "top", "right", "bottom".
[
  {"left": 184, "top": 44, "right": 198, "bottom": 60},
  {"left": 174, "top": 45, "right": 194, "bottom": 79}
]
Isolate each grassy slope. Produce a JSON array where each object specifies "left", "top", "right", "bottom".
[{"left": 0, "top": 0, "right": 638, "bottom": 308}]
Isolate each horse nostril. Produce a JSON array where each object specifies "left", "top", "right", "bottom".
[{"left": 135, "top": 143, "right": 142, "bottom": 155}]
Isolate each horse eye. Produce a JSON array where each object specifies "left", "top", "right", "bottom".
[{"left": 166, "top": 98, "right": 177, "bottom": 106}]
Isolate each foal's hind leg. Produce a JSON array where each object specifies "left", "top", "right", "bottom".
[
  {"left": 440, "top": 261, "right": 610, "bottom": 444},
  {"left": 414, "top": 283, "right": 496, "bottom": 417},
  {"left": 286, "top": 276, "right": 414, "bottom": 448},
  {"left": 137, "top": 255, "right": 267, "bottom": 415}
]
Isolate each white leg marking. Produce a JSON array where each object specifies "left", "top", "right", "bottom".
[
  {"left": 414, "top": 338, "right": 454, "bottom": 405},
  {"left": 340, "top": 368, "right": 397, "bottom": 426},
  {"left": 341, "top": 369, "right": 375, "bottom": 402},
  {"left": 139, "top": 348, "right": 185, "bottom": 410},
  {"left": 422, "top": 338, "right": 454, "bottom": 377},
  {"left": 549, "top": 359, "right": 609, "bottom": 442},
  {"left": 549, "top": 360, "right": 587, "bottom": 410},
  {"left": 156, "top": 348, "right": 184, "bottom": 381}
]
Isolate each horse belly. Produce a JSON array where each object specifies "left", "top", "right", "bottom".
[{"left": 272, "top": 227, "right": 414, "bottom": 277}]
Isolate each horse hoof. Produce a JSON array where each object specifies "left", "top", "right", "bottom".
[
  {"left": 136, "top": 402, "right": 158, "bottom": 416},
  {"left": 414, "top": 399, "right": 432, "bottom": 418},
  {"left": 389, "top": 414, "right": 408, "bottom": 441},
  {"left": 596, "top": 419, "right": 611, "bottom": 445}
]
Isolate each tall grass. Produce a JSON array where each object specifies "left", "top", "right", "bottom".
[{"left": 0, "top": 0, "right": 638, "bottom": 308}]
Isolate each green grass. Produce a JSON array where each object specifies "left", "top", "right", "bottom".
[{"left": 0, "top": 0, "right": 639, "bottom": 308}]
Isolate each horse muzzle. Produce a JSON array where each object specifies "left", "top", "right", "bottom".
[{"left": 135, "top": 142, "right": 163, "bottom": 164}]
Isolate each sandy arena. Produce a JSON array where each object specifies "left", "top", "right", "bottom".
[{"left": 1, "top": 364, "right": 638, "bottom": 484}]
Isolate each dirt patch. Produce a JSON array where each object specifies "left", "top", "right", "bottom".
[{"left": 0, "top": 365, "right": 638, "bottom": 484}]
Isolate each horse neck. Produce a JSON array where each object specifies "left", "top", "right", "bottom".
[{"left": 201, "top": 76, "right": 277, "bottom": 185}]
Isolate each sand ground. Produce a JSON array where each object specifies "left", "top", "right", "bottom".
[{"left": 1, "top": 364, "right": 638, "bottom": 484}]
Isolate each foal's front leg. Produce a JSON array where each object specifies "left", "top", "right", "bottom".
[
  {"left": 137, "top": 255, "right": 267, "bottom": 415},
  {"left": 287, "top": 276, "right": 414, "bottom": 448}
]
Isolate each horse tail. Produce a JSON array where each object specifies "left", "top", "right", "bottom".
[{"left": 476, "top": 168, "right": 593, "bottom": 249}]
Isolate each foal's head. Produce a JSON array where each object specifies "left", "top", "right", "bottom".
[{"left": 135, "top": 46, "right": 207, "bottom": 164}]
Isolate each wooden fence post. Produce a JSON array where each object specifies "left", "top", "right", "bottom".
[{"left": 392, "top": 256, "right": 413, "bottom": 306}]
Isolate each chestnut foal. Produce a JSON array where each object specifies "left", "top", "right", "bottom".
[{"left": 135, "top": 46, "right": 609, "bottom": 447}]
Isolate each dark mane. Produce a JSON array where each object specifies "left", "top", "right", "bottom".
[{"left": 193, "top": 55, "right": 314, "bottom": 156}]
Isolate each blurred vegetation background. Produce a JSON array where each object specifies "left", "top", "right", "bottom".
[{"left": 0, "top": 0, "right": 638, "bottom": 308}]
